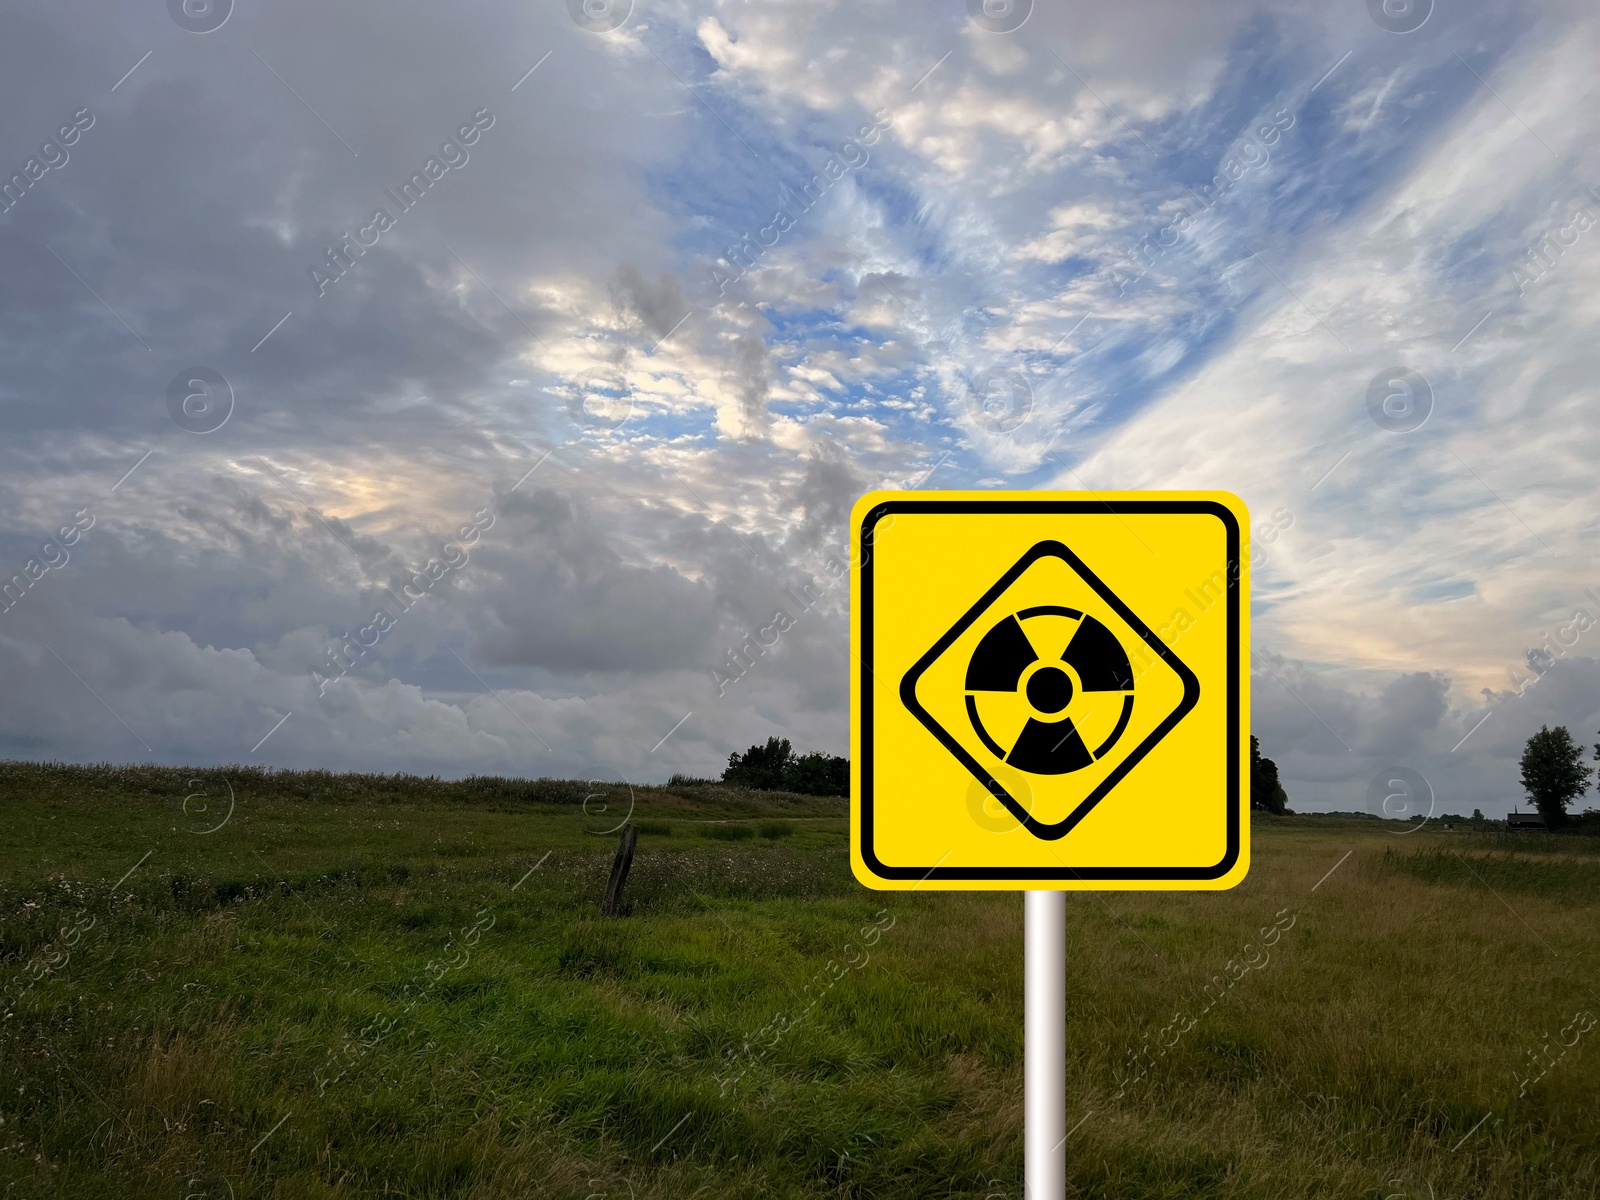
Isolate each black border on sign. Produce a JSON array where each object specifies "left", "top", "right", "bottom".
[{"left": 858, "top": 499, "right": 1241, "bottom": 881}]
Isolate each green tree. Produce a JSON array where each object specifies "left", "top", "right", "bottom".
[
  {"left": 1250, "top": 735, "right": 1289, "bottom": 815},
  {"left": 722, "top": 739, "right": 849, "bottom": 796},
  {"left": 723, "top": 737, "right": 794, "bottom": 790},
  {"left": 1520, "top": 724, "right": 1590, "bottom": 828},
  {"left": 784, "top": 750, "right": 849, "bottom": 797}
]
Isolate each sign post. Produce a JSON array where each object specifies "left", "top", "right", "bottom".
[
  {"left": 1026, "top": 890, "right": 1065, "bottom": 1196},
  {"left": 849, "top": 491, "right": 1252, "bottom": 1199}
]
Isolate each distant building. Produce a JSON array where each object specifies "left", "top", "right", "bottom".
[{"left": 1506, "top": 809, "right": 1547, "bottom": 830}]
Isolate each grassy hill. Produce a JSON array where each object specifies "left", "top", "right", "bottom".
[{"left": 1, "top": 762, "right": 1597, "bottom": 1198}]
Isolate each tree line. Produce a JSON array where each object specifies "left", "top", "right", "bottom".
[
  {"left": 669, "top": 737, "right": 849, "bottom": 797},
  {"left": 688, "top": 725, "right": 1600, "bottom": 828}
]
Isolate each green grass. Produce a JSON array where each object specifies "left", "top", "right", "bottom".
[
  {"left": 1382, "top": 846, "right": 1600, "bottom": 899},
  {"left": 1, "top": 764, "right": 1598, "bottom": 1197}
]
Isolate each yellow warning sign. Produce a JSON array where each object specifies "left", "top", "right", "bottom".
[{"left": 849, "top": 491, "right": 1250, "bottom": 891}]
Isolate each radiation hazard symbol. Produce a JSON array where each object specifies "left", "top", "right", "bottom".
[{"left": 849, "top": 492, "right": 1250, "bottom": 891}]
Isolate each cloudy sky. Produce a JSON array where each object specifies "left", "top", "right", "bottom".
[{"left": 2, "top": 0, "right": 1598, "bottom": 817}]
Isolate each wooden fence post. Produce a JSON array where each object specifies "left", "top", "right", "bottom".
[{"left": 602, "top": 823, "right": 638, "bottom": 917}]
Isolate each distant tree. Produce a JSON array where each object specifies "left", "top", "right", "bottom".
[
  {"left": 724, "top": 737, "right": 794, "bottom": 791},
  {"left": 785, "top": 750, "right": 849, "bottom": 797},
  {"left": 1520, "top": 725, "right": 1590, "bottom": 829},
  {"left": 1250, "top": 736, "right": 1289, "bottom": 815},
  {"left": 722, "top": 738, "right": 848, "bottom": 796}
]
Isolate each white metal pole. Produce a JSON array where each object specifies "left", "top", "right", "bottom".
[{"left": 1025, "top": 889, "right": 1065, "bottom": 1199}]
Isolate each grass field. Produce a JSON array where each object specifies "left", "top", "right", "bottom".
[{"left": 2, "top": 763, "right": 1598, "bottom": 1199}]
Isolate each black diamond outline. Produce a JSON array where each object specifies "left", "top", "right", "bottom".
[
  {"left": 900, "top": 539, "right": 1198, "bottom": 841},
  {"left": 856, "top": 498, "right": 1241, "bottom": 881}
]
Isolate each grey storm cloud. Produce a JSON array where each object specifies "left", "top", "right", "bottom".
[
  {"left": 779, "top": 440, "right": 868, "bottom": 554},
  {"left": 467, "top": 487, "right": 721, "bottom": 673},
  {"left": 610, "top": 265, "right": 693, "bottom": 343},
  {"left": 1367, "top": 671, "right": 1451, "bottom": 757},
  {"left": 730, "top": 330, "right": 774, "bottom": 438},
  {"left": 0, "top": 477, "right": 841, "bottom": 778}
]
